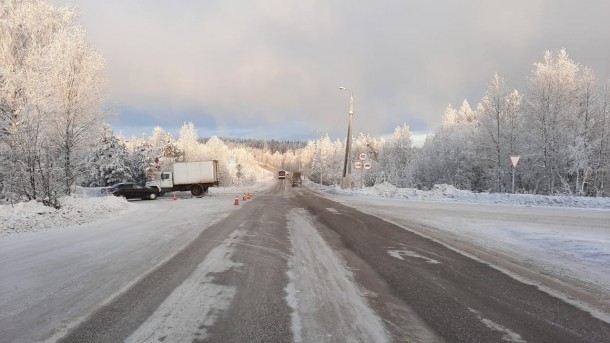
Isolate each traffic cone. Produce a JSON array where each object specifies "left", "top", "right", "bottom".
[
  {"left": 173, "top": 194, "right": 177, "bottom": 201},
  {"left": 234, "top": 196, "right": 239, "bottom": 205},
  {"left": 247, "top": 192, "right": 252, "bottom": 200},
  {"left": 243, "top": 194, "right": 247, "bottom": 201}
]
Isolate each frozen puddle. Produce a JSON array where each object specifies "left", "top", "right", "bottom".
[
  {"left": 286, "top": 208, "right": 389, "bottom": 343},
  {"left": 387, "top": 249, "right": 441, "bottom": 264},
  {"left": 125, "top": 230, "right": 244, "bottom": 343}
]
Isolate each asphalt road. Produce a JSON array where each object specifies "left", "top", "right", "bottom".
[{"left": 54, "top": 178, "right": 610, "bottom": 342}]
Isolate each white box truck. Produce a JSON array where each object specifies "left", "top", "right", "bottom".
[{"left": 147, "top": 160, "right": 219, "bottom": 196}]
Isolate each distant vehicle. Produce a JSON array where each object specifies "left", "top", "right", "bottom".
[
  {"left": 278, "top": 170, "right": 286, "bottom": 179},
  {"left": 146, "top": 160, "right": 219, "bottom": 196},
  {"left": 106, "top": 183, "right": 159, "bottom": 200},
  {"left": 292, "top": 172, "right": 302, "bottom": 187}
]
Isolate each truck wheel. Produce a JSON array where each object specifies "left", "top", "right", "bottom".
[
  {"left": 149, "top": 193, "right": 157, "bottom": 200},
  {"left": 190, "top": 184, "right": 203, "bottom": 196}
]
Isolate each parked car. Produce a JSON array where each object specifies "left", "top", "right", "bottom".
[{"left": 105, "top": 183, "right": 159, "bottom": 200}]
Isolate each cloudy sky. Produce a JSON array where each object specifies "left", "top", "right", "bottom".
[{"left": 57, "top": 0, "right": 610, "bottom": 143}]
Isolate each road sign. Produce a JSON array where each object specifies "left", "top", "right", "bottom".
[
  {"left": 236, "top": 164, "right": 242, "bottom": 171},
  {"left": 359, "top": 153, "right": 367, "bottom": 161},
  {"left": 354, "top": 161, "right": 362, "bottom": 169},
  {"left": 363, "top": 162, "right": 372, "bottom": 170},
  {"left": 236, "top": 171, "right": 243, "bottom": 178},
  {"left": 509, "top": 155, "right": 521, "bottom": 169}
]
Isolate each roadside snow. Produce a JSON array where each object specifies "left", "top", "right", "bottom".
[
  {"left": 0, "top": 172, "right": 276, "bottom": 238},
  {"left": 311, "top": 181, "right": 610, "bottom": 209},
  {"left": 0, "top": 194, "right": 130, "bottom": 237}
]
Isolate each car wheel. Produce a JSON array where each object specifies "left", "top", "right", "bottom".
[{"left": 149, "top": 192, "right": 157, "bottom": 200}]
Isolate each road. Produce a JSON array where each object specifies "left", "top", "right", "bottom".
[{"left": 2, "top": 178, "right": 610, "bottom": 342}]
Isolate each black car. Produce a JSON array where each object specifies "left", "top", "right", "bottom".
[{"left": 106, "top": 183, "right": 159, "bottom": 200}]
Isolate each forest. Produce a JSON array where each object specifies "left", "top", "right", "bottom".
[{"left": 2, "top": 0, "right": 609, "bottom": 208}]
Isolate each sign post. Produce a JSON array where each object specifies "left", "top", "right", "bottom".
[
  {"left": 355, "top": 154, "right": 371, "bottom": 188},
  {"left": 509, "top": 155, "right": 520, "bottom": 194}
]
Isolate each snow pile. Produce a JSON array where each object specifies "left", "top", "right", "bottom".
[
  {"left": 1, "top": 195, "right": 130, "bottom": 238},
  {"left": 311, "top": 181, "right": 610, "bottom": 209}
]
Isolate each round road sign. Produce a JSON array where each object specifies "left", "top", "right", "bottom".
[
  {"left": 363, "top": 162, "right": 372, "bottom": 170},
  {"left": 359, "top": 153, "right": 367, "bottom": 160},
  {"left": 354, "top": 161, "right": 363, "bottom": 169}
]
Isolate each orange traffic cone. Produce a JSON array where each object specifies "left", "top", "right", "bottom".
[
  {"left": 247, "top": 192, "right": 252, "bottom": 200},
  {"left": 234, "top": 196, "right": 239, "bottom": 205},
  {"left": 173, "top": 194, "right": 177, "bottom": 201}
]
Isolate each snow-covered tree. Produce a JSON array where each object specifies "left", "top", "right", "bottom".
[
  {"left": 475, "top": 73, "right": 523, "bottom": 192},
  {"left": 177, "top": 122, "right": 200, "bottom": 161},
  {"left": 523, "top": 49, "right": 580, "bottom": 194},
  {"left": 0, "top": 0, "right": 106, "bottom": 203}
]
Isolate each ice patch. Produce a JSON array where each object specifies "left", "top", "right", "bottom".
[
  {"left": 388, "top": 249, "right": 441, "bottom": 264},
  {"left": 468, "top": 308, "right": 527, "bottom": 343},
  {"left": 125, "top": 230, "right": 244, "bottom": 342},
  {"left": 286, "top": 208, "right": 389, "bottom": 343}
]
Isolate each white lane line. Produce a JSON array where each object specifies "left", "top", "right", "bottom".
[
  {"left": 286, "top": 209, "right": 389, "bottom": 343},
  {"left": 326, "top": 208, "right": 339, "bottom": 214},
  {"left": 468, "top": 308, "right": 527, "bottom": 343},
  {"left": 387, "top": 249, "right": 441, "bottom": 264},
  {"left": 125, "top": 230, "right": 244, "bottom": 343}
]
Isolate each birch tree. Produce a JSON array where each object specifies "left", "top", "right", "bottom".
[{"left": 523, "top": 49, "right": 579, "bottom": 194}]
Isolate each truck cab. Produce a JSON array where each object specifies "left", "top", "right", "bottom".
[{"left": 146, "top": 172, "right": 174, "bottom": 194}]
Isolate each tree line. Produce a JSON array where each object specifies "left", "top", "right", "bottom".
[{"left": 2, "top": 1, "right": 608, "bottom": 208}]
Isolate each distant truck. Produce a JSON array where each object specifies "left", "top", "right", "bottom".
[
  {"left": 146, "top": 160, "right": 219, "bottom": 196},
  {"left": 278, "top": 170, "right": 286, "bottom": 179},
  {"left": 292, "top": 172, "right": 302, "bottom": 187}
]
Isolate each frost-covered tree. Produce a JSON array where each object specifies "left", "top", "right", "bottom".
[
  {"left": 82, "top": 126, "right": 131, "bottom": 187},
  {"left": 0, "top": 0, "right": 105, "bottom": 203},
  {"left": 177, "top": 122, "right": 200, "bottom": 161},
  {"left": 413, "top": 101, "right": 482, "bottom": 190},
  {"left": 378, "top": 124, "right": 413, "bottom": 187},
  {"left": 475, "top": 73, "right": 524, "bottom": 192},
  {"left": 41, "top": 27, "right": 106, "bottom": 193},
  {"left": 523, "top": 49, "right": 580, "bottom": 194}
]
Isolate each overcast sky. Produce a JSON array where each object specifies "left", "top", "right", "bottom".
[{"left": 56, "top": 0, "right": 610, "bottom": 143}]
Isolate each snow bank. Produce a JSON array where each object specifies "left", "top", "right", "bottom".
[
  {"left": 313, "top": 181, "right": 610, "bottom": 209},
  {"left": 1, "top": 173, "right": 277, "bottom": 239},
  {"left": 1, "top": 195, "right": 130, "bottom": 238}
]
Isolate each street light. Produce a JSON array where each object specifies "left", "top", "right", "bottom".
[{"left": 339, "top": 86, "right": 354, "bottom": 189}]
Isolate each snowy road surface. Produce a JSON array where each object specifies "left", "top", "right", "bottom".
[{"left": 1, "top": 179, "right": 609, "bottom": 342}]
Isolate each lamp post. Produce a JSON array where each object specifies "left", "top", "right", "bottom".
[{"left": 339, "top": 87, "right": 354, "bottom": 189}]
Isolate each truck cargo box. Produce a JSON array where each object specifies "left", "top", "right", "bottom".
[{"left": 172, "top": 161, "right": 218, "bottom": 185}]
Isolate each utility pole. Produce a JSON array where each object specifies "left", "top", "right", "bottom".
[{"left": 340, "top": 87, "right": 354, "bottom": 189}]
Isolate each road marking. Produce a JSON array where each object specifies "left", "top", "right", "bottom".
[
  {"left": 468, "top": 308, "right": 527, "bottom": 342},
  {"left": 387, "top": 249, "right": 441, "bottom": 264},
  {"left": 326, "top": 208, "right": 339, "bottom": 214}
]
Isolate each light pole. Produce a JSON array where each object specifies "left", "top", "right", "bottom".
[{"left": 339, "top": 87, "right": 354, "bottom": 189}]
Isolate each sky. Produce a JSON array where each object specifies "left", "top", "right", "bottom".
[{"left": 54, "top": 0, "right": 610, "bottom": 144}]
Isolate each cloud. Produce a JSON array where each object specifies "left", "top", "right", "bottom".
[{"left": 60, "top": 0, "right": 610, "bottom": 140}]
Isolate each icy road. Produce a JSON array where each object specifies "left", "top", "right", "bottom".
[{"left": 1, "top": 179, "right": 610, "bottom": 342}]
